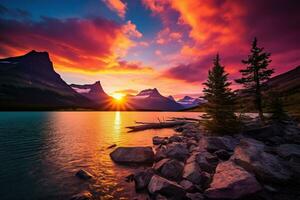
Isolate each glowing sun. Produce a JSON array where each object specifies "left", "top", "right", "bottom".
[{"left": 112, "top": 93, "right": 125, "bottom": 101}]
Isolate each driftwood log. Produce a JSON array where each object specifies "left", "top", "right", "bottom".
[{"left": 126, "top": 121, "right": 193, "bottom": 132}]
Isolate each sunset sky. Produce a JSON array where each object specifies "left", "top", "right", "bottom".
[{"left": 0, "top": 0, "right": 299, "bottom": 98}]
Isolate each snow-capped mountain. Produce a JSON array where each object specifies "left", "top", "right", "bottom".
[
  {"left": 70, "top": 81, "right": 111, "bottom": 103},
  {"left": 127, "top": 88, "right": 183, "bottom": 111},
  {"left": 177, "top": 96, "right": 205, "bottom": 109}
]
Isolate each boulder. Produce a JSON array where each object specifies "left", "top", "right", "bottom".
[
  {"left": 186, "top": 193, "right": 204, "bottom": 200},
  {"left": 134, "top": 169, "right": 155, "bottom": 190},
  {"left": 182, "top": 130, "right": 200, "bottom": 138},
  {"left": 165, "top": 143, "right": 189, "bottom": 161},
  {"left": 160, "top": 159, "right": 184, "bottom": 181},
  {"left": 110, "top": 147, "right": 154, "bottom": 164},
  {"left": 195, "top": 152, "right": 216, "bottom": 173},
  {"left": 148, "top": 175, "right": 186, "bottom": 199},
  {"left": 200, "top": 136, "right": 238, "bottom": 152},
  {"left": 154, "top": 158, "right": 170, "bottom": 171},
  {"left": 154, "top": 146, "right": 168, "bottom": 162},
  {"left": 182, "top": 161, "right": 202, "bottom": 184},
  {"left": 205, "top": 161, "right": 261, "bottom": 199},
  {"left": 153, "top": 136, "right": 168, "bottom": 145},
  {"left": 180, "top": 179, "right": 194, "bottom": 191},
  {"left": 232, "top": 138, "right": 291, "bottom": 183},
  {"left": 75, "top": 169, "right": 93, "bottom": 180},
  {"left": 276, "top": 144, "right": 300, "bottom": 160},
  {"left": 70, "top": 191, "right": 93, "bottom": 200},
  {"left": 214, "top": 149, "right": 231, "bottom": 160},
  {"left": 168, "top": 135, "right": 183, "bottom": 143}
]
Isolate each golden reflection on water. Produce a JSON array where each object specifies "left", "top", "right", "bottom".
[{"left": 43, "top": 111, "right": 201, "bottom": 199}]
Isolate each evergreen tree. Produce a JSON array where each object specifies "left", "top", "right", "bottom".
[
  {"left": 268, "top": 91, "right": 288, "bottom": 122},
  {"left": 235, "top": 38, "right": 274, "bottom": 124},
  {"left": 203, "top": 54, "right": 238, "bottom": 134}
]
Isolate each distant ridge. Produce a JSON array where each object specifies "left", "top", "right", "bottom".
[{"left": 0, "top": 50, "right": 98, "bottom": 110}]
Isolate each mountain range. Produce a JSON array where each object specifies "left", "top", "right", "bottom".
[
  {"left": 0, "top": 51, "right": 298, "bottom": 112},
  {"left": 0, "top": 51, "right": 185, "bottom": 111}
]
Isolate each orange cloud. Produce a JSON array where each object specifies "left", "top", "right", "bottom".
[
  {"left": 102, "top": 0, "right": 127, "bottom": 18},
  {"left": 0, "top": 17, "right": 147, "bottom": 74}
]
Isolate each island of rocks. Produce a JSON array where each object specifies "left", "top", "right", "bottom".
[{"left": 110, "top": 118, "right": 300, "bottom": 200}]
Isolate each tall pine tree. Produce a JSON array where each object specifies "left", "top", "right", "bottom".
[
  {"left": 235, "top": 38, "right": 273, "bottom": 124},
  {"left": 203, "top": 54, "right": 238, "bottom": 135}
]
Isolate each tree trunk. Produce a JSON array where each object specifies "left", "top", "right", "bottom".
[{"left": 254, "top": 68, "right": 265, "bottom": 125}]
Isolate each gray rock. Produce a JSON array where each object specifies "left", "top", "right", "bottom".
[
  {"left": 154, "top": 158, "right": 170, "bottom": 171},
  {"left": 183, "top": 161, "right": 202, "bottom": 184},
  {"left": 276, "top": 144, "right": 300, "bottom": 160},
  {"left": 110, "top": 147, "right": 154, "bottom": 164},
  {"left": 75, "top": 169, "right": 93, "bottom": 180},
  {"left": 160, "top": 159, "right": 184, "bottom": 181},
  {"left": 154, "top": 146, "right": 168, "bottom": 162},
  {"left": 148, "top": 175, "right": 186, "bottom": 199},
  {"left": 180, "top": 179, "right": 194, "bottom": 191},
  {"left": 195, "top": 152, "right": 216, "bottom": 173},
  {"left": 232, "top": 138, "right": 291, "bottom": 183},
  {"left": 166, "top": 143, "right": 189, "bottom": 161},
  {"left": 205, "top": 161, "right": 261, "bottom": 199},
  {"left": 70, "top": 191, "right": 93, "bottom": 200},
  {"left": 134, "top": 169, "right": 154, "bottom": 190},
  {"left": 215, "top": 149, "right": 231, "bottom": 160},
  {"left": 153, "top": 136, "right": 168, "bottom": 145},
  {"left": 186, "top": 192, "right": 204, "bottom": 200},
  {"left": 200, "top": 136, "right": 238, "bottom": 152},
  {"left": 168, "top": 135, "right": 183, "bottom": 143}
]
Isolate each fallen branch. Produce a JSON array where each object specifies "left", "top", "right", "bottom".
[{"left": 168, "top": 117, "right": 200, "bottom": 122}]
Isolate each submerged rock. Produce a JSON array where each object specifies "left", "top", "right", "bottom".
[
  {"left": 232, "top": 138, "right": 291, "bottom": 183},
  {"left": 205, "top": 161, "right": 261, "bottom": 199},
  {"left": 70, "top": 191, "right": 93, "bottom": 200},
  {"left": 75, "top": 169, "right": 93, "bottom": 180},
  {"left": 148, "top": 175, "right": 186, "bottom": 199},
  {"left": 110, "top": 147, "right": 154, "bottom": 164}
]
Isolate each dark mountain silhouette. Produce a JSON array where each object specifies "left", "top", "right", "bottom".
[
  {"left": 266, "top": 66, "right": 300, "bottom": 92},
  {"left": 0, "top": 50, "right": 97, "bottom": 110},
  {"left": 167, "top": 95, "right": 176, "bottom": 101},
  {"left": 70, "top": 81, "right": 111, "bottom": 103},
  {"left": 236, "top": 66, "right": 300, "bottom": 114},
  {"left": 126, "top": 88, "right": 183, "bottom": 111}
]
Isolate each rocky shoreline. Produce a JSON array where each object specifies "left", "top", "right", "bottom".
[{"left": 73, "top": 118, "right": 300, "bottom": 200}]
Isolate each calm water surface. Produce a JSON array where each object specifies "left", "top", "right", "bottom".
[{"left": 0, "top": 111, "right": 201, "bottom": 200}]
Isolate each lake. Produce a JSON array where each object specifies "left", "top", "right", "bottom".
[{"left": 0, "top": 111, "right": 201, "bottom": 200}]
